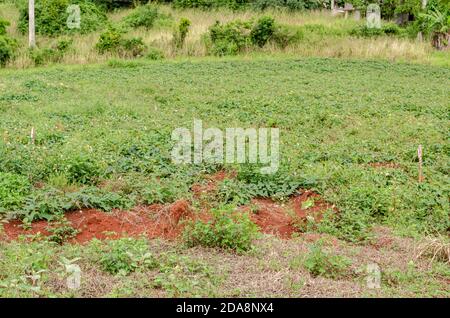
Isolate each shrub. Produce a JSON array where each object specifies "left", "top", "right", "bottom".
[
  {"left": 93, "top": 0, "right": 147, "bottom": 10},
  {"left": 173, "top": 18, "right": 191, "bottom": 49},
  {"left": 173, "top": 0, "right": 214, "bottom": 9},
  {"left": 252, "top": 0, "right": 321, "bottom": 10},
  {"left": 250, "top": 16, "right": 276, "bottom": 47},
  {"left": 208, "top": 20, "right": 252, "bottom": 55},
  {"left": 96, "top": 26, "right": 123, "bottom": 53},
  {"left": 18, "top": 0, "right": 107, "bottom": 36},
  {"left": 0, "top": 172, "right": 31, "bottom": 212},
  {"left": 120, "top": 37, "right": 147, "bottom": 57},
  {"left": 183, "top": 205, "right": 259, "bottom": 253},
  {"left": 96, "top": 27, "right": 147, "bottom": 57},
  {"left": 123, "top": 4, "right": 159, "bottom": 29},
  {"left": 0, "top": 35, "right": 16, "bottom": 66},
  {"left": 95, "top": 237, "right": 158, "bottom": 275},
  {"left": 0, "top": 17, "right": 9, "bottom": 35},
  {"left": 46, "top": 217, "right": 79, "bottom": 244},
  {"left": 29, "top": 39, "right": 72, "bottom": 66},
  {"left": 146, "top": 47, "right": 165, "bottom": 60},
  {"left": 303, "top": 241, "right": 352, "bottom": 278}
]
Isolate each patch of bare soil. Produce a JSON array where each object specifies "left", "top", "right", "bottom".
[
  {"left": 242, "top": 190, "right": 336, "bottom": 239},
  {"left": 2, "top": 200, "right": 192, "bottom": 244}
]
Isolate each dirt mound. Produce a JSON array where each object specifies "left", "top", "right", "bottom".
[
  {"left": 2, "top": 200, "right": 192, "bottom": 244},
  {"left": 243, "top": 190, "right": 335, "bottom": 239},
  {"left": 2, "top": 187, "right": 334, "bottom": 242}
]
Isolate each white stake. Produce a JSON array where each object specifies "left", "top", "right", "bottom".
[
  {"left": 29, "top": 0, "right": 36, "bottom": 48},
  {"left": 418, "top": 145, "right": 424, "bottom": 182},
  {"left": 30, "top": 127, "right": 35, "bottom": 145}
]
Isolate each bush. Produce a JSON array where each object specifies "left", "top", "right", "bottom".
[
  {"left": 173, "top": 18, "right": 191, "bottom": 49},
  {"left": 96, "top": 27, "right": 147, "bottom": 57},
  {"left": 0, "top": 35, "right": 16, "bottom": 66},
  {"left": 120, "top": 37, "right": 147, "bottom": 57},
  {"left": 208, "top": 20, "right": 252, "bottom": 55},
  {"left": 123, "top": 4, "right": 159, "bottom": 29},
  {"left": 183, "top": 205, "right": 259, "bottom": 253},
  {"left": 18, "top": 0, "right": 107, "bottom": 36},
  {"left": 146, "top": 47, "right": 165, "bottom": 60},
  {"left": 96, "top": 26, "right": 123, "bottom": 53},
  {"left": 0, "top": 18, "right": 9, "bottom": 35},
  {"left": 95, "top": 237, "right": 158, "bottom": 275},
  {"left": 29, "top": 39, "right": 72, "bottom": 66},
  {"left": 250, "top": 16, "right": 276, "bottom": 47},
  {"left": 173, "top": 0, "right": 214, "bottom": 9},
  {"left": 0, "top": 172, "right": 31, "bottom": 212},
  {"left": 93, "top": 0, "right": 147, "bottom": 10},
  {"left": 252, "top": 0, "right": 321, "bottom": 10},
  {"left": 303, "top": 241, "right": 352, "bottom": 278}
]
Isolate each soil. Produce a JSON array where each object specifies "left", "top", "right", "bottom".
[
  {"left": 2, "top": 200, "right": 192, "bottom": 244},
  {"left": 2, "top": 174, "right": 335, "bottom": 243},
  {"left": 244, "top": 190, "right": 335, "bottom": 239}
]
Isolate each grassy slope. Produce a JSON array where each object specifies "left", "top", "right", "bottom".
[
  {"left": 1, "top": 57, "right": 449, "bottom": 231},
  {"left": 0, "top": 57, "right": 449, "bottom": 297}
]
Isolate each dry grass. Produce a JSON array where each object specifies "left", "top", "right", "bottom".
[
  {"left": 0, "top": 4, "right": 439, "bottom": 68},
  {"left": 415, "top": 235, "right": 450, "bottom": 267}
]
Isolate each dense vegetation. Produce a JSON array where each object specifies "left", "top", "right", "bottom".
[
  {"left": 0, "top": 0, "right": 448, "bottom": 299},
  {"left": 0, "top": 58, "right": 448, "bottom": 241}
]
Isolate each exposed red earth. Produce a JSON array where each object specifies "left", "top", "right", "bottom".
[{"left": 2, "top": 172, "right": 335, "bottom": 243}]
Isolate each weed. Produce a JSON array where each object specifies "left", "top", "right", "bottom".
[
  {"left": 93, "top": 237, "right": 158, "bottom": 276},
  {"left": 303, "top": 241, "right": 352, "bottom": 279},
  {"left": 183, "top": 204, "right": 259, "bottom": 253}
]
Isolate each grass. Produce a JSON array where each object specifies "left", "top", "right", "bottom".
[
  {"left": 0, "top": 3, "right": 448, "bottom": 298},
  {"left": 0, "top": 4, "right": 448, "bottom": 68},
  {"left": 0, "top": 56, "right": 448, "bottom": 239},
  {"left": 0, "top": 229, "right": 448, "bottom": 297}
]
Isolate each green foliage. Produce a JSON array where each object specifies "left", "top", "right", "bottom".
[
  {"left": 28, "top": 39, "right": 72, "bottom": 66},
  {"left": 95, "top": 26, "right": 123, "bottom": 53},
  {"left": 94, "top": 237, "right": 158, "bottom": 275},
  {"left": 173, "top": 0, "right": 214, "bottom": 9},
  {"left": 96, "top": 26, "right": 147, "bottom": 57},
  {"left": 183, "top": 205, "right": 259, "bottom": 253},
  {"left": 173, "top": 18, "right": 191, "bottom": 49},
  {"left": 252, "top": 0, "right": 322, "bottom": 11},
  {"left": 0, "top": 34, "right": 16, "bottom": 66},
  {"left": 142, "top": 177, "right": 190, "bottom": 204},
  {"left": 93, "top": 0, "right": 147, "bottom": 10},
  {"left": 0, "top": 17, "right": 9, "bottom": 35},
  {"left": 123, "top": 4, "right": 159, "bottom": 29},
  {"left": 351, "top": 23, "right": 404, "bottom": 37},
  {"left": 208, "top": 20, "right": 252, "bottom": 55},
  {"left": 303, "top": 241, "right": 352, "bottom": 278},
  {"left": 208, "top": 17, "right": 302, "bottom": 55},
  {"left": 0, "top": 172, "right": 31, "bottom": 212},
  {"left": 146, "top": 47, "right": 165, "bottom": 60},
  {"left": 46, "top": 217, "right": 79, "bottom": 244},
  {"left": 18, "top": 0, "right": 107, "bottom": 36},
  {"left": 250, "top": 16, "right": 276, "bottom": 47},
  {"left": 154, "top": 254, "right": 221, "bottom": 297}
]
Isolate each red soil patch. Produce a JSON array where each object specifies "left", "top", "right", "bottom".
[
  {"left": 2, "top": 200, "right": 192, "bottom": 244},
  {"left": 191, "top": 170, "right": 236, "bottom": 198},
  {"left": 243, "top": 190, "right": 335, "bottom": 239},
  {"left": 2, "top": 184, "right": 334, "bottom": 242}
]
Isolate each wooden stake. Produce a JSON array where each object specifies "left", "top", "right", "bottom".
[
  {"left": 29, "top": 0, "right": 36, "bottom": 48},
  {"left": 418, "top": 145, "right": 424, "bottom": 182},
  {"left": 30, "top": 127, "right": 35, "bottom": 145}
]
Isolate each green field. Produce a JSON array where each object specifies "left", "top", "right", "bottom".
[{"left": 0, "top": 57, "right": 449, "bottom": 297}]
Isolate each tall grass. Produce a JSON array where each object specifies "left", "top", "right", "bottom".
[{"left": 0, "top": 3, "right": 442, "bottom": 68}]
